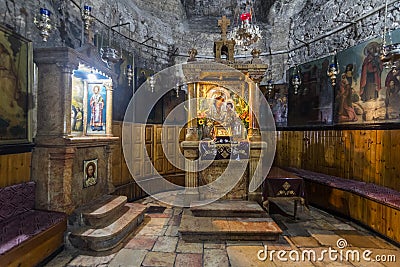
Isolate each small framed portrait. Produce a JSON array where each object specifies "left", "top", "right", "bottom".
[{"left": 83, "top": 159, "right": 98, "bottom": 188}]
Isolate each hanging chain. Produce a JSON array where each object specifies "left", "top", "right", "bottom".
[{"left": 383, "top": 0, "right": 388, "bottom": 46}]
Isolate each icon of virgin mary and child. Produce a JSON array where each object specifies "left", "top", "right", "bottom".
[{"left": 208, "top": 95, "right": 238, "bottom": 136}]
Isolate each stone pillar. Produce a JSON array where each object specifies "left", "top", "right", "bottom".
[
  {"left": 82, "top": 80, "right": 89, "bottom": 135},
  {"left": 254, "top": 83, "right": 261, "bottom": 132},
  {"left": 247, "top": 141, "right": 267, "bottom": 204},
  {"left": 33, "top": 147, "right": 76, "bottom": 214},
  {"left": 105, "top": 144, "right": 116, "bottom": 194},
  {"left": 247, "top": 80, "right": 261, "bottom": 141},
  {"left": 181, "top": 141, "right": 199, "bottom": 203},
  {"left": 59, "top": 63, "right": 75, "bottom": 137},
  {"left": 105, "top": 82, "right": 113, "bottom": 136},
  {"left": 227, "top": 41, "right": 235, "bottom": 62},
  {"left": 35, "top": 60, "right": 77, "bottom": 141},
  {"left": 215, "top": 42, "right": 222, "bottom": 62},
  {"left": 185, "top": 82, "right": 198, "bottom": 141}
]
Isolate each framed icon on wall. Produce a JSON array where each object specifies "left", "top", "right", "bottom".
[{"left": 83, "top": 158, "right": 98, "bottom": 188}]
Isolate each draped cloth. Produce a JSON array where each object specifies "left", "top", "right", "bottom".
[{"left": 199, "top": 141, "right": 249, "bottom": 160}]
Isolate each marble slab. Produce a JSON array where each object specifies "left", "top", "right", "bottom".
[
  {"left": 179, "top": 214, "right": 282, "bottom": 241},
  {"left": 190, "top": 200, "right": 267, "bottom": 217}
]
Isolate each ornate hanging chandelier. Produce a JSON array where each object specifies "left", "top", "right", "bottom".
[{"left": 228, "top": 0, "right": 262, "bottom": 50}]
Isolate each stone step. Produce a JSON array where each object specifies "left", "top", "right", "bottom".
[
  {"left": 75, "top": 195, "right": 128, "bottom": 228},
  {"left": 69, "top": 203, "right": 147, "bottom": 251},
  {"left": 190, "top": 200, "right": 267, "bottom": 217},
  {"left": 179, "top": 212, "right": 282, "bottom": 242}
]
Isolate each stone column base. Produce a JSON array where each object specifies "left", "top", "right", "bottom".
[
  {"left": 248, "top": 128, "right": 261, "bottom": 142},
  {"left": 179, "top": 188, "right": 199, "bottom": 207},
  {"left": 185, "top": 127, "right": 199, "bottom": 141},
  {"left": 248, "top": 191, "right": 263, "bottom": 205}
]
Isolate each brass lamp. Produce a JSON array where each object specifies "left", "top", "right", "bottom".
[
  {"left": 34, "top": 8, "right": 52, "bottom": 42},
  {"left": 327, "top": 54, "right": 339, "bottom": 87},
  {"left": 291, "top": 65, "right": 302, "bottom": 95}
]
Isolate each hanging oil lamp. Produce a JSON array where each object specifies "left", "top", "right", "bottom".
[
  {"left": 291, "top": 65, "right": 302, "bottom": 95},
  {"left": 34, "top": 8, "right": 52, "bottom": 42},
  {"left": 126, "top": 64, "right": 133, "bottom": 86},
  {"left": 379, "top": 0, "right": 400, "bottom": 68},
  {"left": 327, "top": 54, "right": 339, "bottom": 87},
  {"left": 82, "top": 5, "right": 94, "bottom": 32},
  {"left": 100, "top": 47, "right": 120, "bottom": 65},
  {"left": 100, "top": 28, "right": 121, "bottom": 66},
  {"left": 148, "top": 75, "right": 155, "bottom": 93},
  {"left": 175, "top": 82, "right": 180, "bottom": 98},
  {"left": 265, "top": 69, "right": 274, "bottom": 96}
]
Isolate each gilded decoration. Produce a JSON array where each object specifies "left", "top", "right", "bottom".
[
  {"left": 199, "top": 141, "right": 250, "bottom": 160},
  {"left": 180, "top": 16, "right": 270, "bottom": 202}
]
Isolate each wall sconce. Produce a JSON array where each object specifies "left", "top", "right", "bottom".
[
  {"left": 82, "top": 5, "right": 93, "bottom": 32},
  {"left": 327, "top": 54, "right": 339, "bottom": 87},
  {"left": 291, "top": 65, "right": 302, "bottom": 95},
  {"left": 34, "top": 8, "right": 52, "bottom": 42},
  {"left": 126, "top": 64, "right": 133, "bottom": 86},
  {"left": 148, "top": 75, "right": 155, "bottom": 93}
]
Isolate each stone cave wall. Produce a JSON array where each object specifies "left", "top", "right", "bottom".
[
  {"left": 181, "top": 0, "right": 236, "bottom": 18},
  {"left": 288, "top": 0, "right": 400, "bottom": 65},
  {"left": 0, "top": 0, "right": 186, "bottom": 70},
  {"left": 1, "top": 0, "right": 397, "bottom": 81},
  {"left": 181, "top": 0, "right": 276, "bottom": 21},
  {"left": 0, "top": 0, "right": 279, "bottom": 70}
]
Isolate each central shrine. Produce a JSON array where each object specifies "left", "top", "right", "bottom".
[{"left": 180, "top": 15, "right": 269, "bottom": 204}]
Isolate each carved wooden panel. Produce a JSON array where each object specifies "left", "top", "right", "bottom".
[
  {"left": 143, "top": 125, "right": 154, "bottom": 177},
  {"left": 131, "top": 124, "right": 144, "bottom": 178},
  {"left": 176, "top": 126, "right": 185, "bottom": 174},
  {"left": 166, "top": 126, "right": 177, "bottom": 174},
  {"left": 153, "top": 125, "right": 164, "bottom": 174},
  {"left": 111, "top": 122, "right": 123, "bottom": 186},
  {"left": 0, "top": 153, "right": 31, "bottom": 188},
  {"left": 275, "top": 129, "right": 400, "bottom": 192}
]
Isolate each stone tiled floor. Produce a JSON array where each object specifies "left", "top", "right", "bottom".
[{"left": 44, "top": 196, "right": 400, "bottom": 267}]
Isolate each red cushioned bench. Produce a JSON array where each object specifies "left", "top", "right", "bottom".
[
  {"left": 285, "top": 167, "right": 400, "bottom": 211},
  {"left": 283, "top": 167, "right": 400, "bottom": 245},
  {"left": 0, "top": 182, "right": 67, "bottom": 267}
]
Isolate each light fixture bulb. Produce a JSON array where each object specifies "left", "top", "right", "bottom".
[{"left": 87, "top": 71, "right": 96, "bottom": 81}]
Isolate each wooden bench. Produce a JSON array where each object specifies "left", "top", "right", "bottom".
[
  {"left": 0, "top": 182, "right": 67, "bottom": 267},
  {"left": 284, "top": 167, "right": 400, "bottom": 245}
]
